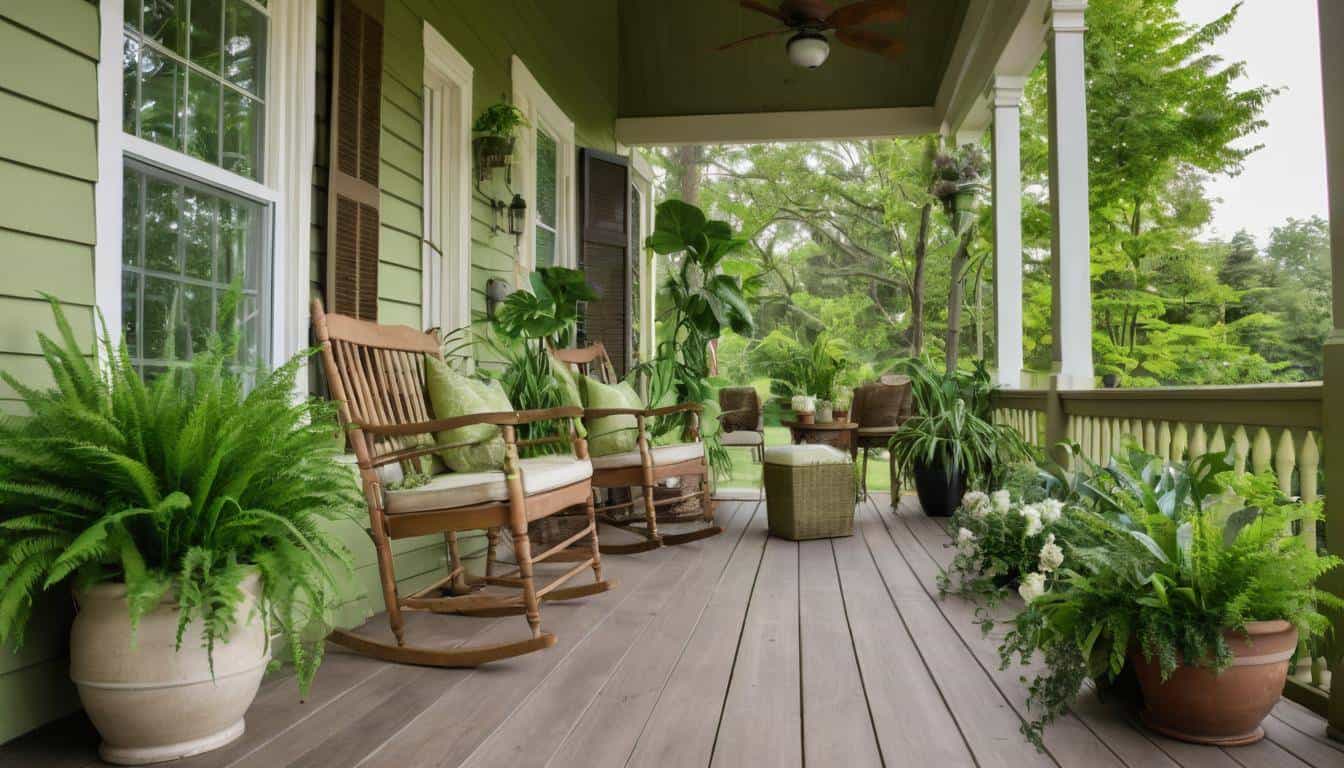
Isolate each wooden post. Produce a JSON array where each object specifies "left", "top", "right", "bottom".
[
  {"left": 1046, "top": 0, "right": 1094, "bottom": 389},
  {"left": 1045, "top": 375, "right": 1069, "bottom": 467},
  {"left": 1318, "top": 0, "right": 1344, "bottom": 742},
  {"left": 991, "top": 76, "right": 1027, "bottom": 389}
]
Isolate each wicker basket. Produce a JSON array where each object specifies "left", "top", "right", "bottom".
[{"left": 763, "top": 448, "right": 855, "bottom": 540}]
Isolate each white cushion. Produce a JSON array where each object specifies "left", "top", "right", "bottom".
[
  {"left": 384, "top": 455, "right": 592, "bottom": 514},
  {"left": 591, "top": 441, "right": 704, "bottom": 470},
  {"left": 721, "top": 430, "right": 764, "bottom": 447},
  {"left": 764, "top": 444, "right": 852, "bottom": 467}
]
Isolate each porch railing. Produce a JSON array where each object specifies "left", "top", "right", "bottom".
[{"left": 992, "top": 379, "right": 1331, "bottom": 714}]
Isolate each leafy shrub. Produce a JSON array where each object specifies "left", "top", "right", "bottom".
[{"left": 0, "top": 297, "right": 360, "bottom": 694}]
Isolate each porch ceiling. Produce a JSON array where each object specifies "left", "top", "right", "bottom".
[
  {"left": 615, "top": 0, "right": 1051, "bottom": 145},
  {"left": 617, "top": 0, "right": 969, "bottom": 118}
]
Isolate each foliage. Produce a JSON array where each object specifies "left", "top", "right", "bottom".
[
  {"left": 996, "top": 445, "right": 1343, "bottom": 748},
  {"left": 885, "top": 359, "right": 1027, "bottom": 489},
  {"left": 642, "top": 199, "right": 754, "bottom": 477},
  {"left": 0, "top": 296, "right": 360, "bottom": 695},
  {"left": 749, "top": 330, "right": 850, "bottom": 401},
  {"left": 472, "top": 103, "right": 527, "bottom": 138},
  {"left": 484, "top": 267, "right": 596, "bottom": 453}
]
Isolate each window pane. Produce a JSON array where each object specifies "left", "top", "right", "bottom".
[
  {"left": 125, "top": 0, "right": 141, "bottom": 30},
  {"left": 142, "top": 0, "right": 187, "bottom": 56},
  {"left": 189, "top": 0, "right": 222, "bottom": 73},
  {"left": 122, "top": 35, "right": 139, "bottom": 134},
  {"left": 536, "top": 130, "right": 557, "bottom": 228},
  {"left": 185, "top": 71, "right": 221, "bottom": 164},
  {"left": 123, "top": 167, "right": 142, "bottom": 266},
  {"left": 224, "top": 0, "right": 266, "bottom": 94},
  {"left": 536, "top": 226, "right": 556, "bottom": 269},
  {"left": 123, "top": 163, "right": 270, "bottom": 372},
  {"left": 143, "top": 176, "right": 180, "bottom": 273},
  {"left": 222, "top": 88, "right": 262, "bottom": 180},
  {"left": 138, "top": 45, "right": 185, "bottom": 150}
]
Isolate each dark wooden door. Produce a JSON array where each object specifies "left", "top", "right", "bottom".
[{"left": 576, "top": 148, "right": 633, "bottom": 377}]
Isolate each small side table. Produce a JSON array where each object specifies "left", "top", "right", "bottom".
[{"left": 781, "top": 420, "right": 858, "bottom": 458}]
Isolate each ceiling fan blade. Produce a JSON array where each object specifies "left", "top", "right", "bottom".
[
  {"left": 779, "top": 0, "right": 834, "bottom": 23},
  {"left": 717, "top": 26, "right": 793, "bottom": 51},
  {"left": 827, "top": 0, "right": 908, "bottom": 29},
  {"left": 740, "top": 0, "right": 789, "bottom": 23},
  {"left": 835, "top": 26, "right": 905, "bottom": 58}
]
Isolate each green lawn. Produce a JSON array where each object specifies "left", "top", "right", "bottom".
[{"left": 719, "top": 426, "right": 893, "bottom": 492}]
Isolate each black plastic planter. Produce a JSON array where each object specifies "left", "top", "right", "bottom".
[{"left": 912, "top": 458, "right": 966, "bottom": 517}]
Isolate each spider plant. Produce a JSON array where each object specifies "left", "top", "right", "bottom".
[{"left": 0, "top": 295, "right": 360, "bottom": 695}]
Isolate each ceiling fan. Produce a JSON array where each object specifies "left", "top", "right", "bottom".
[{"left": 719, "top": 0, "right": 909, "bottom": 69}]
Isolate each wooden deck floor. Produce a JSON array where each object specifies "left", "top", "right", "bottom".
[{"left": 5, "top": 494, "right": 1340, "bottom": 768}]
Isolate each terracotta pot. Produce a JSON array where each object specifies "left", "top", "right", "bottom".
[
  {"left": 71, "top": 571, "right": 269, "bottom": 764},
  {"left": 1130, "top": 620, "right": 1297, "bottom": 746},
  {"left": 832, "top": 408, "right": 849, "bottom": 422},
  {"left": 796, "top": 411, "right": 815, "bottom": 425}
]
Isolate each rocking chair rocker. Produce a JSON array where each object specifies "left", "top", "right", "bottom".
[
  {"left": 312, "top": 300, "right": 614, "bottom": 667},
  {"left": 550, "top": 343, "right": 722, "bottom": 555}
]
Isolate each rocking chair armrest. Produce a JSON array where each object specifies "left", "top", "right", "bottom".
[
  {"left": 582, "top": 407, "right": 650, "bottom": 418},
  {"left": 358, "top": 407, "right": 583, "bottom": 438},
  {"left": 646, "top": 402, "right": 703, "bottom": 418}
]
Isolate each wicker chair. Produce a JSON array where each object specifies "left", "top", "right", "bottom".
[
  {"left": 311, "top": 300, "right": 614, "bottom": 667},
  {"left": 717, "top": 386, "right": 765, "bottom": 463},
  {"left": 551, "top": 342, "right": 722, "bottom": 554},
  {"left": 852, "top": 374, "right": 914, "bottom": 503}
]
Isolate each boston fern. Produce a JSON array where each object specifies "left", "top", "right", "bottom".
[
  {"left": 998, "top": 445, "right": 1342, "bottom": 748},
  {"left": 0, "top": 296, "right": 360, "bottom": 694}
]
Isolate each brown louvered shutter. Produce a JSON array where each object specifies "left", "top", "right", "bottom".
[
  {"left": 325, "top": 0, "right": 383, "bottom": 320},
  {"left": 576, "top": 149, "right": 632, "bottom": 376}
]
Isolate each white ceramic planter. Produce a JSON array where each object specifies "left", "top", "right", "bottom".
[{"left": 70, "top": 570, "right": 269, "bottom": 765}]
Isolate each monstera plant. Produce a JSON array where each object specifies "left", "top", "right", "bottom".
[{"left": 642, "top": 199, "right": 754, "bottom": 476}]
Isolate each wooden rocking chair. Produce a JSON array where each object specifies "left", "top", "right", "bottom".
[
  {"left": 312, "top": 300, "right": 615, "bottom": 667},
  {"left": 550, "top": 343, "right": 721, "bottom": 554}
]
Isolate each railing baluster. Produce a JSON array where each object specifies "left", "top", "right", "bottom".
[
  {"left": 1158, "top": 422, "right": 1172, "bottom": 463},
  {"left": 1232, "top": 426, "right": 1250, "bottom": 476},
  {"left": 1275, "top": 428, "right": 1297, "bottom": 498},
  {"left": 1172, "top": 423, "right": 1188, "bottom": 462},
  {"left": 1251, "top": 428, "right": 1273, "bottom": 475},
  {"left": 1209, "top": 425, "right": 1227, "bottom": 457},
  {"left": 1142, "top": 420, "right": 1157, "bottom": 453},
  {"left": 1190, "top": 424, "right": 1208, "bottom": 462},
  {"left": 1301, "top": 431, "right": 1321, "bottom": 550}
]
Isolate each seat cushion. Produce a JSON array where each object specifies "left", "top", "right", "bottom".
[
  {"left": 591, "top": 441, "right": 704, "bottom": 470},
  {"left": 856, "top": 426, "right": 900, "bottom": 437},
  {"left": 384, "top": 455, "right": 593, "bottom": 514},
  {"left": 550, "top": 360, "right": 587, "bottom": 438},
  {"left": 721, "top": 429, "right": 764, "bottom": 447},
  {"left": 423, "top": 356, "right": 511, "bottom": 473},
  {"left": 764, "top": 444, "right": 852, "bottom": 467}
]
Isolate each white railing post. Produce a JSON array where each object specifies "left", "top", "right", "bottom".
[
  {"left": 1317, "top": 0, "right": 1344, "bottom": 740},
  {"left": 991, "top": 76, "right": 1027, "bottom": 389},
  {"left": 1046, "top": 0, "right": 1094, "bottom": 389}
]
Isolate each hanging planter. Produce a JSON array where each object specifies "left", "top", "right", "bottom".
[
  {"left": 473, "top": 135, "right": 516, "bottom": 178},
  {"left": 472, "top": 102, "right": 527, "bottom": 182}
]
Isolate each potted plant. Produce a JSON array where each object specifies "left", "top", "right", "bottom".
[
  {"left": 886, "top": 360, "right": 1026, "bottom": 516},
  {"left": 999, "top": 446, "right": 1343, "bottom": 749},
  {"left": 791, "top": 394, "right": 817, "bottom": 424},
  {"left": 832, "top": 386, "right": 853, "bottom": 422},
  {"left": 473, "top": 102, "right": 527, "bottom": 175},
  {"left": 930, "top": 144, "right": 988, "bottom": 229},
  {"left": 0, "top": 296, "right": 360, "bottom": 764}
]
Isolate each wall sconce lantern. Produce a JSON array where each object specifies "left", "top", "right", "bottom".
[
  {"left": 508, "top": 194, "right": 527, "bottom": 237},
  {"left": 485, "top": 277, "right": 512, "bottom": 320}
]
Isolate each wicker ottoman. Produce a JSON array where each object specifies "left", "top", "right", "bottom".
[{"left": 763, "top": 445, "right": 856, "bottom": 540}]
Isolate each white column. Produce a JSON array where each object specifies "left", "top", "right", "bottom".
[
  {"left": 990, "top": 76, "right": 1026, "bottom": 389},
  {"left": 1316, "top": 0, "right": 1344, "bottom": 741},
  {"left": 1046, "top": 0, "right": 1094, "bottom": 388}
]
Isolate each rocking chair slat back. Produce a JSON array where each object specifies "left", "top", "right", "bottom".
[
  {"left": 313, "top": 299, "right": 441, "bottom": 466},
  {"left": 549, "top": 341, "right": 619, "bottom": 385}
]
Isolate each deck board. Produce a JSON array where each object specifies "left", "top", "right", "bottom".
[{"left": 3, "top": 494, "right": 1337, "bottom": 768}]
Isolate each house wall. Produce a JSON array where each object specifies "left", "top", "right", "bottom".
[{"left": 0, "top": 0, "right": 100, "bottom": 743}]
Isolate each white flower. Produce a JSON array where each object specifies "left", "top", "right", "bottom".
[
  {"left": 1040, "top": 498, "right": 1065, "bottom": 525},
  {"left": 990, "top": 489, "right": 1012, "bottom": 514},
  {"left": 1038, "top": 534, "right": 1064, "bottom": 573},
  {"left": 961, "top": 491, "right": 989, "bottom": 519},
  {"left": 956, "top": 527, "right": 976, "bottom": 553},
  {"left": 1018, "top": 572, "right": 1047, "bottom": 604},
  {"left": 1020, "top": 504, "right": 1043, "bottom": 537}
]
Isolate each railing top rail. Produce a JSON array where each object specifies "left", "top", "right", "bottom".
[{"left": 1056, "top": 382, "right": 1323, "bottom": 403}]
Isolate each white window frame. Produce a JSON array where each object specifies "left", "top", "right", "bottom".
[
  {"left": 512, "top": 55, "right": 576, "bottom": 272},
  {"left": 422, "top": 23, "right": 472, "bottom": 338},
  {"left": 628, "top": 148, "right": 656, "bottom": 362},
  {"left": 94, "top": 0, "right": 316, "bottom": 379}
]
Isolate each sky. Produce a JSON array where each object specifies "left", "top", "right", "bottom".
[{"left": 1173, "top": 0, "right": 1329, "bottom": 244}]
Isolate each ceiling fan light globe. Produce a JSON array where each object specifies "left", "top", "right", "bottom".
[{"left": 786, "top": 31, "right": 830, "bottom": 68}]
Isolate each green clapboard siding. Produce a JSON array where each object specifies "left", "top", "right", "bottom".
[{"left": 0, "top": 3, "right": 100, "bottom": 744}]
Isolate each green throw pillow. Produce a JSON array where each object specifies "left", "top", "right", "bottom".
[
  {"left": 550, "top": 360, "right": 587, "bottom": 438},
  {"left": 423, "top": 355, "right": 510, "bottom": 472},
  {"left": 582, "top": 375, "right": 642, "bottom": 456}
]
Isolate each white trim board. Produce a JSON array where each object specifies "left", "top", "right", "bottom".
[
  {"left": 614, "top": 107, "right": 940, "bottom": 147},
  {"left": 512, "top": 55, "right": 577, "bottom": 272},
  {"left": 422, "top": 22, "right": 473, "bottom": 338}
]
